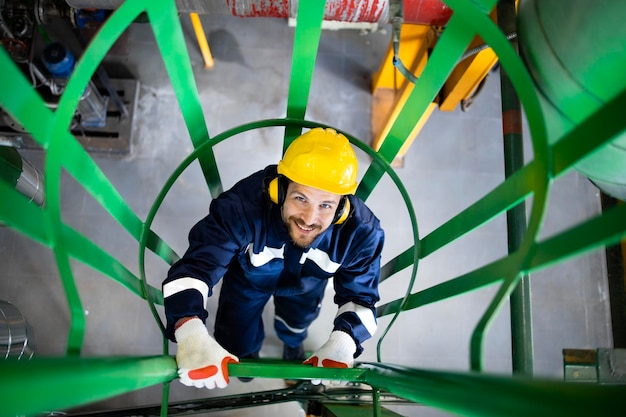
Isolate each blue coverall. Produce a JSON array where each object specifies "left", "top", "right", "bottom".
[{"left": 163, "top": 165, "right": 384, "bottom": 358}]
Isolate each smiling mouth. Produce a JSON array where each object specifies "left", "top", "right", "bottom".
[{"left": 295, "top": 221, "right": 316, "bottom": 232}]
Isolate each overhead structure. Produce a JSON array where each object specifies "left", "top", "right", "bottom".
[
  {"left": 1, "top": 0, "right": 626, "bottom": 416},
  {"left": 65, "top": 0, "right": 454, "bottom": 25}
]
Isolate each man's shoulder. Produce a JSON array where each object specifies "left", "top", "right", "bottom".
[
  {"left": 223, "top": 165, "right": 277, "bottom": 196},
  {"left": 346, "top": 195, "right": 380, "bottom": 227}
]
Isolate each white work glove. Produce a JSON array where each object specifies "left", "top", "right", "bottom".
[
  {"left": 303, "top": 330, "right": 356, "bottom": 385},
  {"left": 174, "top": 317, "right": 239, "bottom": 389}
]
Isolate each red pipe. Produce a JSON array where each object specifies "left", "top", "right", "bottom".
[
  {"left": 227, "top": 0, "right": 453, "bottom": 25},
  {"left": 403, "top": 0, "right": 452, "bottom": 26},
  {"left": 227, "top": 0, "right": 290, "bottom": 18},
  {"left": 67, "top": 0, "right": 453, "bottom": 24},
  {"left": 324, "top": 0, "right": 386, "bottom": 23}
]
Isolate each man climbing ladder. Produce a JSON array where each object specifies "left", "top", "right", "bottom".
[{"left": 163, "top": 127, "right": 385, "bottom": 389}]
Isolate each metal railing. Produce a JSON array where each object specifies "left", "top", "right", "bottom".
[{"left": 0, "top": 0, "right": 625, "bottom": 416}]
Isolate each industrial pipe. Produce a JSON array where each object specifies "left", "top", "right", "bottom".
[
  {"left": 64, "top": 0, "right": 453, "bottom": 26},
  {"left": 0, "top": 300, "right": 36, "bottom": 360},
  {"left": 498, "top": 0, "right": 533, "bottom": 376},
  {"left": 0, "top": 146, "right": 45, "bottom": 206}
]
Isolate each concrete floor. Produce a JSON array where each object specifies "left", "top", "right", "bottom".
[{"left": 0, "top": 12, "right": 614, "bottom": 417}]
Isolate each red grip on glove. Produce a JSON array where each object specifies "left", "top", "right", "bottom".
[
  {"left": 175, "top": 318, "right": 239, "bottom": 389},
  {"left": 303, "top": 357, "right": 349, "bottom": 368},
  {"left": 303, "top": 331, "right": 356, "bottom": 385},
  {"left": 188, "top": 356, "right": 238, "bottom": 381},
  {"left": 188, "top": 365, "right": 218, "bottom": 380}
]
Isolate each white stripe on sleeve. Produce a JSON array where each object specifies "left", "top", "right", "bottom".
[
  {"left": 163, "top": 277, "right": 209, "bottom": 309},
  {"left": 336, "top": 301, "right": 378, "bottom": 337},
  {"left": 247, "top": 243, "right": 285, "bottom": 267},
  {"left": 304, "top": 248, "right": 341, "bottom": 273}
]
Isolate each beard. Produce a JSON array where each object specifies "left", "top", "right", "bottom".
[{"left": 284, "top": 216, "right": 323, "bottom": 248}]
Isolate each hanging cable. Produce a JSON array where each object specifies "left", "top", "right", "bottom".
[
  {"left": 389, "top": 0, "right": 516, "bottom": 86},
  {"left": 459, "top": 32, "right": 517, "bottom": 62},
  {"left": 389, "top": 0, "right": 419, "bottom": 84}
]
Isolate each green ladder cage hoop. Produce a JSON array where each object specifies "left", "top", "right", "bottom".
[{"left": 1, "top": 0, "right": 626, "bottom": 416}]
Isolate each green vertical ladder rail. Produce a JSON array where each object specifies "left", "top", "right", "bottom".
[
  {"left": 1, "top": 0, "right": 626, "bottom": 416},
  {"left": 145, "top": 0, "right": 223, "bottom": 198},
  {"left": 497, "top": 0, "right": 533, "bottom": 376},
  {"left": 283, "top": 0, "right": 327, "bottom": 148}
]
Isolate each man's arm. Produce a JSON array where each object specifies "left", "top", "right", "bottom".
[
  {"left": 161, "top": 175, "right": 262, "bottom": 389},
  {"left": 332, "top": 219, "right": 385, "bottom": 356},
  {"left": 163, "top": 277, "right": 210, "bottom": 340},
  {"left": 163, "top": 188, "right": 254, "bottom": 340},
  {"left": 304, "top": 213, "right": 384, "bottom": 382}
]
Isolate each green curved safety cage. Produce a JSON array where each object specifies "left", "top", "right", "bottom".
[{"left": 1, "top": 0, "right": 625, "bottom": 416}]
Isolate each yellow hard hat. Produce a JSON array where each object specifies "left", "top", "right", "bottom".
[{"left": 278, "top": 128, "right": 358, "bottom": 195}]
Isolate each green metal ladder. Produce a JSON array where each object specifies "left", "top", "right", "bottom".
[{"left": 1, "top": 0, "right": 625, "bottom": 416}]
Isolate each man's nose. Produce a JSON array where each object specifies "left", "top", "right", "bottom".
[{"left": 301, "top": 206, "right": 316, "bottom": 225}]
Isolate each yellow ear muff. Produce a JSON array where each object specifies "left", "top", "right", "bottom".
[
  {"left": 268, "top": 177, "right": 279, "bottom": 204},
  {"left": 334, "top": 197, "right": 351, "bottom": 225}
]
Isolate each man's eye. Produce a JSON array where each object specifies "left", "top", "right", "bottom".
[
  {"left": 295, "top": 196, "right": 306, "bottom": 202},
  {"left": 320, "top": 203, "right": 332, "bottom": 210}
]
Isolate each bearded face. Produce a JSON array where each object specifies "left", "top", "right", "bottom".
[{"left": 280, "top": 182, "right": 342, "bottom": 248}]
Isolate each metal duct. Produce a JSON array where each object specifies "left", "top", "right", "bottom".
[
  {"left": 15, "top": 155, "right": 45, "bottom": 206},
  {"left": 63, "top": 0, "right": 453, "bottom": 26},
  {"left": 0, "top": 146, "right": 45, "bottom": 206},
  {"left": 0, "top": 300, "right": 36, "bottom": 360}
]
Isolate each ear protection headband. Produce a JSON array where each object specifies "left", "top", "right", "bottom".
[{"left": 267, "top": 176, "right": 351, "bottom": 225}]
